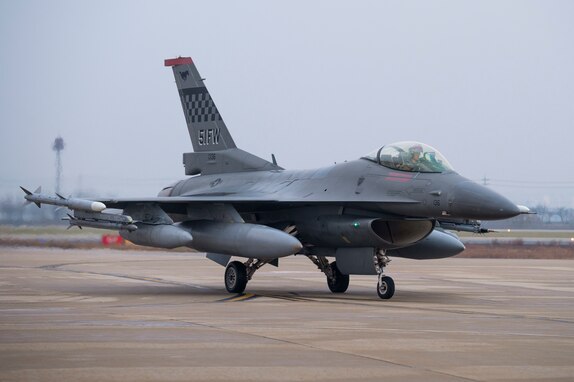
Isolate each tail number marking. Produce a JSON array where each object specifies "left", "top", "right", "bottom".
[{"left": 198, "top": 128, "right": 221, "bottom": 146}]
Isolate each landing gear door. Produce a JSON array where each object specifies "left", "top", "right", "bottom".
[{"left": 335, "top": 248, "right": 377, "bottom": 275}]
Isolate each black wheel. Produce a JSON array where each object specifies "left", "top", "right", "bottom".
[
  {"left": 377, "top": 275, "right": 395, "bottom": 299},
  {"left": 327, "top": 261, "right": 350, "bottom": 293},
  {"left": 225, "top": 261, "right": 248, "bottom": 294}
]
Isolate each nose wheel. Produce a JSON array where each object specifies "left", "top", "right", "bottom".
[
  {"left": 374, "top": 250, "right": 395, "bottom": 300},
  {"left": 377, "top": 275, "right": 395, "bottom": 299}
]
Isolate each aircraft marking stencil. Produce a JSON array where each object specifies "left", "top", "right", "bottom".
[{"left": 21, "top": 56, "right": 531, "bottom": 300}]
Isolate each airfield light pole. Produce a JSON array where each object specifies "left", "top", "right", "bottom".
[{"left": 52, "top": 136, "right": 65, "bottom": 194}]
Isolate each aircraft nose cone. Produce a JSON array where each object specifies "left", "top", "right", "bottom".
[{"left": 449, "top": 181, "right": 520, "bottom": 220}]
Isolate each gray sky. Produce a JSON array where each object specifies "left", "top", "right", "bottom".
[{"left": 1, "top": 0, "right": 573, "bottom": 207}]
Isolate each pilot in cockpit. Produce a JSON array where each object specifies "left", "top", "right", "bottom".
[
  {"left": 365, "top": 141, "right": 453, "bottom": 173},
  {"left": 400, "top": 144, "right": 431, "bottom": 171}
]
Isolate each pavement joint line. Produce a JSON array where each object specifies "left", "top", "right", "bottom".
[
  {"left": 271, "top": 293, "right": 574, "bottom": 325},
  {"left": 419, "top": 274, "right": 574, "bottom": 295},
  {"left": 33, "top": 262, "right": 216, "bottom": 291},
  {"left": 216, "top": 293, "right": 258, "bottom": 302},
  {"left": 169, "top": 318, "right": 481, "bottom": 382},
  {"left": 2, "top": 250, "right": 573, "bottom": 381},
  {"left": 307, "top": 326, "right": 574, "bottom": 339},
  {"left": 10, "top": 262, "right": 574, "bottom": 325}
]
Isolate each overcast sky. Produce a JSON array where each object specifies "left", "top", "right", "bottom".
[{"left": 1, "top": 0, "right": 573, "bottom": 207}]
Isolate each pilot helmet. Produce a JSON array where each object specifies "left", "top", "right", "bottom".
[{"left": 409, "top": 144, "right": 423, "bottom": 154}]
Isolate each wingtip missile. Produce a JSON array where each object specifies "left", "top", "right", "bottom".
[
  {"left": 20, "top": 187, "right": 107, "bottom": 212},
  {"left": 20, "top": 186, "right": 41, "bottom": 207}
]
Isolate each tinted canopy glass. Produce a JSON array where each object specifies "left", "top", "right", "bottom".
[{"left": 364, "top": 141, "right": 454, "bottom": 173}]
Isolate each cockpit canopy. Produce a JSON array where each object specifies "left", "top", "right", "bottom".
[{"left": 364, "top": 141, "right": 454, "bottom": 173}]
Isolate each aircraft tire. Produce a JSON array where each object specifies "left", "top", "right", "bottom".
[
  {"left": 225, "top": 261, "right": 248, "bottom": 294},
  {"left": 327, "top": 261, "right": 350, "bottom": 293},
  {"left": 377, "top": 276, "right": 395, "bottom": 299}
]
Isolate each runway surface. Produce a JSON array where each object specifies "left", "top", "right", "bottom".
[{"left": 0, "top": 247, "right": 573, "bottom": 381}]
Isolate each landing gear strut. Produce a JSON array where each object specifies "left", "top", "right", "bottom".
[
  {"left": 307, "top": 255, "right": 350, "bottom": 293},
  {"left": 374, "top": 250, "right": 395, "bottom": 299},
  {"left": 224, "top": 258, "right": 270, "bottom": 294}
]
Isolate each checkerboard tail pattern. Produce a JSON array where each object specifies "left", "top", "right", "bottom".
[{"left": 180, "top": 87, "right": 223, "bottom": 124}]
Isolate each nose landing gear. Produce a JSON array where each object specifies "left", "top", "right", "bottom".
[
  {"left": 307, "top": 250, "right": 395, "bottom": 299},
  {"left": 377, "top": 275, "right": 395, "bottom": 299},
  {"left": 374, "top": 250, "right": 395, "bottom": 300}
]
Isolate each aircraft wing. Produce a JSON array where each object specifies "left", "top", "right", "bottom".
[
  {"left": 22, "top": 185, "right": 421, "bottom": 210},
  {"left": 96, "top": 193, "right": 420, "bottom": 209},
  {"left": 22, "top": 186, "right": 420, "bottom": 226},
  {"left": 94, "top": 193, "right": 422, "bottom": 226}
]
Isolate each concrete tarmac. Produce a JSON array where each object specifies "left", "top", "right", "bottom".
[{"left": 0, "top": 247, "right": 573, "bottom": 381}]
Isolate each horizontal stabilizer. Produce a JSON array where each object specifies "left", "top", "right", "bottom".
[{"left": 183, "top": 148, "right": 282, "bottom": 175}]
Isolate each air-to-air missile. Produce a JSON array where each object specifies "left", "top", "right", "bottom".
[
  {"left": 20, "top": 186, "right": 137, "bottom": 231},
  {"left": 20, "top": 186, "right": 106, "bottom": 212},
  {"left": 67, "top": 210, "right": 138, "bottom": 232},
  {"left": 20, "top": 186, "right": 302, "bottom": 256}
]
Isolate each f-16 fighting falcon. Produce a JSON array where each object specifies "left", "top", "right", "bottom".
[{"left": 22, "top": 57, "right": 530, "bottom": 299}]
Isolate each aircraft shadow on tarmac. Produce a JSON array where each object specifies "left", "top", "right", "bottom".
[
  {"left": 38, "top": 261, "right": 468, "bottom": 304},
  {"left": 80, "top": 283, "right": 464, "bottom": 305}
]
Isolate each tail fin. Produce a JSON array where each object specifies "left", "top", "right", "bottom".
[
  {"left": 165, "top": 57, "right": 236, "bottom": 152},
  {"left": 165, "top": 57, "right": 281, "bottom": 175}
]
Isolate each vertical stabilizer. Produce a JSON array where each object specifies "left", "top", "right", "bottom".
[{"left": 165, "top": 57, "right": 236, "bottom": 152}]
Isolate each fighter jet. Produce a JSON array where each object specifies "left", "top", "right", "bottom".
[{"left": 21, "top": 56, "right": 530, "bottom": 299}]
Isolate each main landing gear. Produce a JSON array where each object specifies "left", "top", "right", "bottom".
[
  {"left": 308, "top": 250, "right": 395, "bottom": 300},
  {"left": 307, "top": 255, "right": 350, "bottom": 294},
  {"left": 225, "top": 251, "right": 395, "bottom": 300},
  {"left": 224, "top": 258, "right": 271, "bottom": 294}
]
